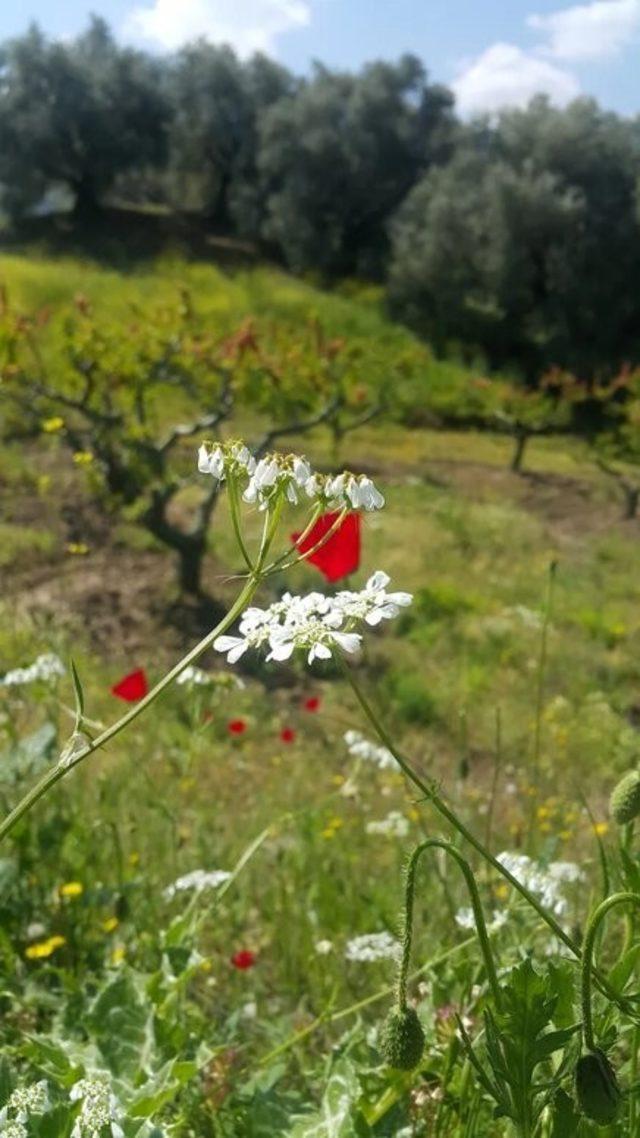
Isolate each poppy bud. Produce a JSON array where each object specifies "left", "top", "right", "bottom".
[
  {"left": 575, "top": 1049, "right": 621, "bottom": 1125},
  {"left": 609, "top": 771, "right": 640, "bottom": 825},
  {"left": 380, "top": 1006, "right": 425, "bottom": 1070}
]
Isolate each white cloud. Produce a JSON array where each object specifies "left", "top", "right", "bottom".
[
  {"left": 124, "top": 0, "right": 310, "bottom": 54},
  {"left": 528, "top": 0, "right": 640, "bottom": 61},
  {"left": 453, "top": 42, "right": 580, "bottom": 117}
]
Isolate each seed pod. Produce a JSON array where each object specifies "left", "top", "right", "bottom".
[
  {"left": 609, "top": 770, "right": 640, "bottom": 825},
  {"left": 380, "top": 1006, "right": 425, "bottom": 1070},
  {"left": 575, "top": 1049, "right": 621, "bottom": 1125}
]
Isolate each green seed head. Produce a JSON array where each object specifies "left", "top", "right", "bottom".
[
  {"left": 575, "top": 1049, "right": 621, "bottom": 1126},
  {"left": 380, "top": 1006, "right": 425, "bottom": 1070},
  {"left": 609, "top": 770, "right": 640, "bottom": 825}
]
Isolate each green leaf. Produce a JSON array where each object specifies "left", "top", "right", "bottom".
[
  {"left": 531, "top": 1025, "right": 580, "bottom": 1065},
  {"left": 289, "top": 1059, "right": 366, "bottom": 1138},
  {"left": 549, "top": 1088, "right": 581, "bottom": 1138},
  {"left": 609, "top": 942, "right": 640, "bottom": 992},
  {"left": 84, "top": 971, "right": 151, "bottom": 1078},
  {"left": 70, "top": 657, "right": 85, "bottom": 722}
]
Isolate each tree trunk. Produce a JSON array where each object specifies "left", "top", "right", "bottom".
[
  {"left": 177, "top": 538, "right": 206, "bottom": 596},
  {"left": 511, "top": 429, "right": 528, "bottom": 474},
  {"left": 72, "top": 173, "right": 101, "bottom": 219}
]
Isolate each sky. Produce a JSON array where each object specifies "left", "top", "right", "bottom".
[{"left": 1, "top": 0, "right": 639, "bottom": 117}]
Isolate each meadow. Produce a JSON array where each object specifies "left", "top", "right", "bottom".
[{"left": 1, "top": 248, "right": 640, "bottom": 1137}]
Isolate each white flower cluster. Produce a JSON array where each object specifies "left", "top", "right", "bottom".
[
  {"left": 70, "top": 1077, "right": 122, "bottom": 1138},
  {"left": 1, "top": 653, "right": 65, "bottom": 687},
  {"left": 215, "top": 572, "right": 411, "bottom": 666},
  {"left": 0, "top": 1081, "right": 48, "bottom": 1130},
  {"left": 163, "top": 868, "right": 231, "bottom": 900},
  {"left": 176, "top": 664, "right": 212, "bottom": 687},
  {"left": 497, "top": 852, "right": 585, "bottom": 918},
  {"left": 314, "top": 938, "right": 334, "bottom": 956},
  {"left": 344, "top": 931, "right": 400, "bottom": 962},
  {"left": 454, "top": 907, "right": 508, "bottom": 934},
  {"left": 197, "top": 441, "right": 384, "bottom": 513},
  {"left": 366, "top": 811, "right": 410, "bottom": 838},
  {"left": 344, "top": 729, "right": 396, "bottom": 771}
]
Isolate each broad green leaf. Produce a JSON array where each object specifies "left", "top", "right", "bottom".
[{"left": 289, "top": 1059, "right": 366, "bottom": 1138}]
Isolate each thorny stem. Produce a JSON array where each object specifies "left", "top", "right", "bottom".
[
  {"left": 340, "top": 662, "right": 633, "bottom": 1009},
  {"left": 581, "top": 892, "right": 640, "bottom": 1052},
  {"left": 399, "top": 839, "right": 502, "bottom": 1010}
]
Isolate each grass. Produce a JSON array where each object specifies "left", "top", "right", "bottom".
[{"left": 0, "top": 249, "right": 639, "bottom": 1134}]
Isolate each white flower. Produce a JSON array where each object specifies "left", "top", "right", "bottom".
[
  {"left": 164, "top": 869, "right": 231, "bottom": 900},
  {"left": 1, "top": 653, "right": 65, "bottom": 687},
  {"left": 454, "top": 907, "right": 508, "bottom": 934},
  {"left": 69, "top": 1076, "right": 123, "bottom": 1138},
  {"left": 496, "top": 852, "right": 584, "bottom": 918},
  {"left": 198, "top": 440, "right": 256, "bottom": 486},
  {"left": 7, "top": 1082, "right": 48, "bottom": 1122},
  {"left": 214, "top": 573, "right": 409, "bottom": 668},
  {"left": 1, "top": 1123, "right": 28, "bottom": 1138},
  {"left": 314, "top": 938, "right": 334, "bottom": 955},
  {"left": 345, "top": 931, "right": 400, "bottom": 962},
  {"left": 344, "top": 729, "right": 396, "bottom": 771},
  {"left": 366, "top": 811, "right": 410, "bottom": 838},
  {"left": 176, "top": 664, "right": 212, "bottom": 687}
]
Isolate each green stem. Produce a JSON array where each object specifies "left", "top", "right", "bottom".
[
  {"left": 0, "top": 573, "right": 263, "bottom": 847},
  {"left": 399, "top": 838, "right": 502, "bottom": 1009},
  {"left": 266, "top": 506, "right": 348, "bottom": 577},
  {"left": 581, "top": 892, "right": 640, "bottom": 1052},
  {"left": 226, "top": 476, "right": 254, "bottom": 572},
  {"left": 341, "top": 661, "right": 582, "bottom": 961}
]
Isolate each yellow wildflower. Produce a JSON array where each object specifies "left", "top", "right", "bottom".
[
  {"left": 42, "top": 416, "right": 64, "bottom": 433},
  {"left": 37, "top": 474, "right": 51, "bottom": 494},
  {"left": 407, "top": 807, "right": 420, "bottom": 822},
  {"left": 594, "top": 821, "right": 609, "bottom": 837},
  {"left": 59, "top": 881, "right": 83, "bottom": 899},
  {"left": 110, "top": 945, "right": 126, "bottom": 965},
  {"left": 128, "top": 852, "right": 140, "bottom": 867},
  {"left": 102, "top": 916, "right": 119, "bottom": 933},
  {"left": 25, "top": 935, "right": 66, "bottom": 960},
  {"left": 65, "top": 542, "right": 90, "bottom": 556},
  {"left": 494, "top": 883, "right": 509, "bottom": 901},
  {"left": 73, "top": 450, "right": 94, "bottom": 466},
  {"left": 331, "top": 774, "right": 345, "bottom": 786}
]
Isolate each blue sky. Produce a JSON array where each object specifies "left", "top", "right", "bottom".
[{"left": 1, "top": 0, "right": 639, "bottom": 116}]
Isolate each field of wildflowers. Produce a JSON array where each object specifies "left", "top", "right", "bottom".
[{"left": 2, "top": 254, "right": 640, "bottom": 1136}]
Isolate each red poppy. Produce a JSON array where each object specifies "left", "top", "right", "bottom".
[
  {"left": 291, "top": 511, "right": 361, "bottom": 583},
  {"left": 228, "top": 719, "right": 247, "bottom": 735},
  {"left": 231, "top": 949, "right": 256, "bottom": 970},
  {"left": 111, "top": 669, "right": 148, "bottom": 702},
  {"left": 280, "top": 727, "right": 296, "bottom": 743},
  {"left": 303, "top": 696, "right": 321, "bottom": 712}
]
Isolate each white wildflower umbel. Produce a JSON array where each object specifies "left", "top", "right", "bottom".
[
  {"left": 6, "top": 1081, "right": 48, "bottom": 1122},
  {"left": 163, "top": 869, "right": 231, "bottom": 900},
  {"left": 176, "top": 664, "right": 212, "bottom": 687},
  {"left": 345, "top": 931, "right": 400, "bottom": 963},
  {"left": 69, "top": 1076, "right": 122, "bottom": 1138},
  {"left": 496, "top": 852, "right": 585, "bottom": 918},
  {"left": 196, "top": 440, "right": 384, "bottom": 515},
  {"left": 344, "top": 729, "right": 396, "bottom": 771},
  {"left": 1, "top": 653, "right": 65, "bottom": 687},
  {"left": 366, "top": 811, "right": 410, "bottom": 838},
  {"left": 214, "top": 572, "right": 412, "bottom": 667}
]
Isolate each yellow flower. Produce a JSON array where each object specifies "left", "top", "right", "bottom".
[
  {"left": 102, "top": 916, "right": 119, "bottom": 933},
  {"left": 559, "top": 830, "right": 571, "bottom": 841},
  {"left": 128, "top": 852, "right": 140, "bottom": 867},
  {"left": 110, "top": 945, "right": 126, "bottom": 965},
  {"left": 65, "top": 542, "right": 90, "bottom": 556},
  {"left": 37, "top": 474, "right": 51, "bottom": 494},
  {"left": 407, "top": 807, "right": 420, "bottom": 822},
  {"left": 494, "top": 883, "right": 509, "bottom": 901},
  {"left": 59, "top": 881, "right": 83, "bottom": 899},
  {"left": 73, "top": 450, "right": 94, "bottom": 466},
  {"left": 42, "top": 416, "right": 64, "bottom": 433},
  {"left": 594, "top": 822, "right": 609, "bottom": 837},
  {"left": 25, "top": 935, "right": 66, "bottom": 960},
  {"left": 331, "top": 774, "right": 345, "bottom": 786}
]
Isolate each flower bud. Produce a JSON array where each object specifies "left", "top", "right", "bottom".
[
  {"left": 609, "top": 770, "right": 640, "bottom": 825},
  {"left": 575, "top": 1049, "right": 621, "bottom": 1125},
  {"left": 380, "top": 1006, "right": 425, "bottom": 1070}
]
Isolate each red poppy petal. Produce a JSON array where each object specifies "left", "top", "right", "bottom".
[
  {"left": 111, "top": 669, "right": 149, "bottom": 702},
  {"left": 280, "top": 727, "right": 296, "bottom": 743},
  {"left": 291, "top": 511, "right": 361, "bottom": 583},
  {"left": 304, "top": 696, "right": 321, "bottom": 712},
  {"left": 231, "top": 949, "right": 256, "bottom": 969},
  {"left": 228, "top": 719, "right": 247, "bottom": 735}
]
